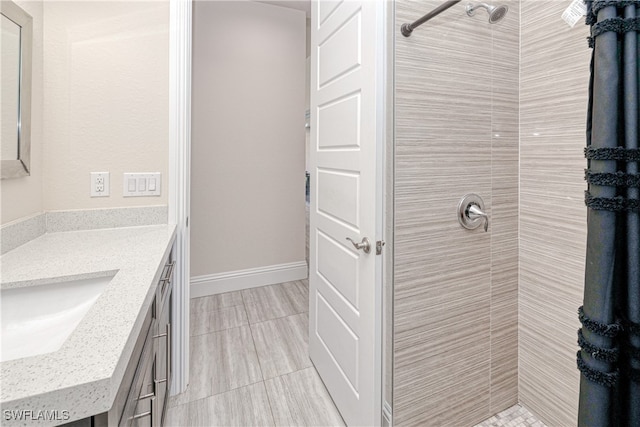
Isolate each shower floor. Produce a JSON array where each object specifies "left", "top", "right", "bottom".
[{"left": 475, "top": 404, "right": 547, "bottom": 427}]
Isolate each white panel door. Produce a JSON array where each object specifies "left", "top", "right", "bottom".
[{"left": 309, "top": 0, "right": 384, "bottom": 425}]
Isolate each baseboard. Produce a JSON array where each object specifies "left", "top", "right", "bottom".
[{"left": 190, "top": 261, "right": 308, "bottom": 298}]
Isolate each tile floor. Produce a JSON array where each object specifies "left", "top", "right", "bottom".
[
  {"left": 165, "top": 279, "right": 345, "bottom": 426},
  {"left": 474, "top": 404, "right": 547, "bottom": 427},
  {"left": 167, "top": 278, "right": 546, "bottom": 427}
]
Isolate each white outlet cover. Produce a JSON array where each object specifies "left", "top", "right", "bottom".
[{"left": 91, "top": 172, "right": 110, "bottom": 197}]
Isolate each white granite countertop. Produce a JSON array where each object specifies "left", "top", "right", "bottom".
[{"left": 0, "top": 224, "right": 176, "bottom": 426}]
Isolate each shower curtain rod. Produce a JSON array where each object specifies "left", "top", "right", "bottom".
[{"left": 401, "top": 0, "right": 462, "bottom": 37}]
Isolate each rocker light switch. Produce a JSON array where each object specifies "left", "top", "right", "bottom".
[{"left": 123, "top": 173, "right": 161, "bottom": 197}]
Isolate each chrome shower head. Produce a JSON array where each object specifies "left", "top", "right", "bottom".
[{"left": 466, "top": 2, "right": 508, "bottom": 23}]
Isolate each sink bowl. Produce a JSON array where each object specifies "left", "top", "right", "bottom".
[{"left": 1, "top": 275, "right": 114, "bottom": 362}]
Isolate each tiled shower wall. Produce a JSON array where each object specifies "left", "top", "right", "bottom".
[
  {"left": 519, "top": 2, "right": 590, "bottom": 426},
  {"left": 393, "top": 0, "right": 593, "bottom": 425},
  {"left": 393, "top": 0, "right": 519, "bottom": 425}
]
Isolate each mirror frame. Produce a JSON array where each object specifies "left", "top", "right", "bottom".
[{"left": 1, "top": 0, "right": 32, "bottom": 179}]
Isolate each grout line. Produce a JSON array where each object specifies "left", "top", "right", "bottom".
[
  {"left": 267, "top": 364, "right": 315, "bottom": 382},
  {"left": 189, "top": 322, "right": 250, "bottom": 338},
  {"left": 242, "top": 290, "right": 268, "bottom": 383},
  {"left": 262, "top": 378, "right": 281, "bottom": 426},
  {"left": 189, "top": 305, "right": 249, "bottom": 337},
  {"left": 171, "top": 379, "right": 267, "bottom": 408},
  {"left": 247, "top": 309, "right": 309, "bottom": 326}
]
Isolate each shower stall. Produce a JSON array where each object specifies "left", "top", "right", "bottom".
[{"left": 387, "top": 0, "right": 589, "bottom": 425}]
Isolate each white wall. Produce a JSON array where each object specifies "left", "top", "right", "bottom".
[
  {"left": 2, "top": 1, "right": 169, "bottom": 225},
  {"left": 0, "top": 1, "right": 169, "bottom": 224},
  {"left": 42, "top": 1, "right": 169, "bottom": 211},
  {"left": 1, "top": 0, "right": 44, "bottom": 224},
  {"left": 191, "top": 1, "right": 306, "bottom": 279}
]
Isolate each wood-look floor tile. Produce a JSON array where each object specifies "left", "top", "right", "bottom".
[
  {"left": 243, "top": 282, "right": 307, "bottom": 324},
  {"left": 281, "top": 280, "right": 309, "bottom": 313},
  {"left": 184, "top": 382, "right": 274, "bottom": 427},
  {"left": 190, "top": 305, "right": 249, "bottom": 336},
  {"left": 265, "top": 367, "right": 345, "bottom": 427},
  {"left": 250, "top": 313, "right": 311, "bottom": 379},
  {"left": 209, "top": 326, "right": 263, "bottom": 395},
  {"left": 169, "top": 332, "right": 216, "bottom": 407},
  {"left": 171, "top": 326, "right": 263, "bottom": 406},
  {"left": 165, "top": 400, "right": 190, "bottom": 426}
]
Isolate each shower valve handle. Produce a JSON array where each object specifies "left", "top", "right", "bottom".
[
  {"left": 467, "top": 204, "right": 489, "bottom": 232},
  {"left": 458, "top": 194, "right": 489, "bottom": 232}
]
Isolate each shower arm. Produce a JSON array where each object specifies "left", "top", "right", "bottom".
[{"left": 401, "top": 0, "right": 462, "bottom": 37}]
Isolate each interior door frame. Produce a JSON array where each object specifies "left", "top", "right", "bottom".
[
  {"left": 168, "top": 0, "right": 192, "bottom": 396},
  {"left": 374, "top": 0, "right": 390, "bottom": 423},
  {"left": 168, "top": 0, "right": 393, "bottom": 414}
]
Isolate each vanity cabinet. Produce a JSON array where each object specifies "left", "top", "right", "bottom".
[
  {"left": 91, "top": 251, "right": 175, "bottom": 427},
  {"left": 152, "top": 256, "right": 174, "bottom": 426}
]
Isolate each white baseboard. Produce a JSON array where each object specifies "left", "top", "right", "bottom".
[{"left": 190, "top": 261, "right": 308, "bottom": 298}]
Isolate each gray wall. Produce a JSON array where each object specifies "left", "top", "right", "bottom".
[
  {"left": 519, "top": 2, "right": 590, "bottom": 425},
  {"left": 191, "top": 1, "right": 306, "bottom": 277},
  {"left": 392, "top": 0, "right": 519, "bottom": 424}
]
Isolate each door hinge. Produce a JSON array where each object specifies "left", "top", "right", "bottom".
[{"left": 376, "top": 240, "right": 385, "bottom": 255}]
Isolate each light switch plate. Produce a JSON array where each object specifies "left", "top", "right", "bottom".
[
  {"left": 123, "top": 173, "right": 161, "bottom": 197},
  {"left": 91, "top": 172, "right": 110, "bottom": 197}
]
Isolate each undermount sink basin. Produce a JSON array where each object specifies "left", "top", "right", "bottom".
[{"left": 1, "top": 275, "right": 114, "bottom": 362}]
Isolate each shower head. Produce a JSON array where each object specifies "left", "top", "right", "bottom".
[{"left": 466, "top": 2, "right": 508, "bottom": 23}]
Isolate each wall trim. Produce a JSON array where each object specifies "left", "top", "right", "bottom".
[
  {"left": 190, "top": 261, "right": 308, "bottom": 298},
  {"left": 168, "top": 0, "right": 192, "bottom": 396}
]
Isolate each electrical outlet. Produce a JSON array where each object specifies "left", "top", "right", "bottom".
[{"left": 91, "top": 172, "right": 110, "bottom": 197}]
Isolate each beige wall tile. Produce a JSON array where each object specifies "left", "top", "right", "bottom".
[
  {"left": 393, "top": 0, "right": 519, "bottom": 424},
  {"left": 519, "top": 1, "right": 590, "bottom": 425}
]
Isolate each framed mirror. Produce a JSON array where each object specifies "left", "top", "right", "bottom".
[{"left": 1, "top": 0, "right": 32, "bottom": 179}]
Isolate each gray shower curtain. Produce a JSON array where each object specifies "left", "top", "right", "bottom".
[{"left": 578, "top": 1, "right": 640, "bottom": 426}]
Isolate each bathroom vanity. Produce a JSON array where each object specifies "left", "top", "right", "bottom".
[{"left": 0, "top": 224, "right": 176, "bottom": 427}]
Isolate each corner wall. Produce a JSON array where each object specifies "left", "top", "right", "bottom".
[
  {"left": 518, "top": 2, "right": 590, "bottom": 425},
  {"left": 190, "top": 1, "right": 306, "bottom": 290},
  {"left": 392, "top": 0, "right": 519, "bottom": 424}
]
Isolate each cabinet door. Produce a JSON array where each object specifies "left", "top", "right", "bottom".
[
  {"left": 121, "top": 328, "right": 155, "bottom": 427},
  {"left": 130, "top": 359, "right": 155, "bottom": 427}
]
